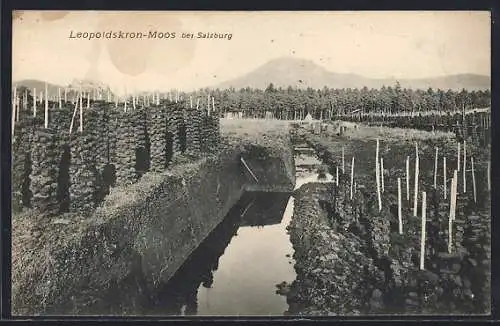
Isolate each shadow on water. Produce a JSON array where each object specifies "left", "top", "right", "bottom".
[{"left": 147, "top": 191, "right": 292, "bottom": 316}]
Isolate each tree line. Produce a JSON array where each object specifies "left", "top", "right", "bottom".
[{"left": 192, "top": 82, "right": 491, "bottom": 119}]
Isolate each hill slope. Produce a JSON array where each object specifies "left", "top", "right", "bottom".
[{"left": 13, "top": 79, "right": 114, "bottom": 101}]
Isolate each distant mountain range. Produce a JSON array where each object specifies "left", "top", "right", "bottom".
[
  {"left": 14, "top": 57, "right": 490, "bottom": 95},
  {"left": 215, "top": 57, "right": 490, "bottom": 91}
]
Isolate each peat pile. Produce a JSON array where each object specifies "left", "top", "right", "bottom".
[
  {"left": 287, "top": 182, "right": 490, "bottom": 315},
  {"left": 286, "top": 183, "right": 383, "bottom": 316}
]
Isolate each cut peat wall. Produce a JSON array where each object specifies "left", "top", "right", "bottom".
[{"left": 12, "top": 136, "right": 295, "bottom": 315}]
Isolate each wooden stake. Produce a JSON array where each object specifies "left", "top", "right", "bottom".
[
  {"left": 87, "top": 92, "right": 90, "bottom": 109},
  {"left": 434, "top": 147, "right": 439, "bottom": 189},
  {"left": 13, "top": 86, "right": 17, "bottom": 122},
  {"left": 451, "top": 170, "right": 458, "bottom": 221},
  {"left": 69, "top": 94, "right": 79, "bottom": 134},
  {"left": 241, "top": 157, "right": 259, "bottom": 182},
  {"left": 342, "top": 146, "right": 345, "bottom": 173},
  {"left": 336, "top": 166, "right": 339, "bottom": 186},
  {"left": 488, "top": 160, "right": 491, "bottom": 191},
  {"left": 406, "top": 156, "right": 410, "bottom": 201},
  {"left": 448, "top": 171, "right": 457, "bottom": 253},
  {"left": 11, "top": 88, "right": 16, "bottom": 138},
  {"left": 413, "top": 142, "right": 419, "bottom": 216},
  {"left": 33, "top": 88, "right": 37, "bottom": 117},
  {"left": 471, "top": 156, "right": 476, "bottom": 203},
  {"left": 350, "top": 157, "right": 354, "bottom": 200},
  {"left": 420, "top": 191, "right": 427, "bottom": 270},
  {"left": 376, "top": 139, "right": 382, "bottom": 211},
  {"left": 463, "top": 140, "right": 467, "bottom": 193},
  {"left": 64, "top": 88, "right": 67, "bottom": 102},
  {"left": 79, "top": 90, "right": 83, "bottom": 132},
  {"left": 398, "top": 177, "right": 402, "bottom": 234},
  {"left": 190, "top": 96, "right": 193, "bottom": 109},
  {"left": 44, "top": 83, "right": 49, "bottom": 129},
  {"left": 380, "top": 157, "right": 385, "bottom": 193},
  {"left": 58, "top": 88, "right": 62, "bottom": 109},
  {"left": 444, "top": 156, "right": 447, "bottom": 200},
  {"left": 457, "top": 141, "right": 461, "bottom": 172}
]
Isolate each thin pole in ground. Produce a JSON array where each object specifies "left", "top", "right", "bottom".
[
  {"left": 463, "top": 140, "right": 467, "bottom": 193},
  {"left": 488, "top": 160, "right": 491, "bottom": 191},
  {"left": 79, "top": 89, "right": 83, "bottom": 132},
  {"left": 413, "top": 142, "right": 419, "bottom": 216},
  {"left": 398, "top": 177, "right": 403, "bottom": 234},
  {"left": 44, "top": 82, "right": 49, "bottom": 128},
  {"left": 420, "top": 191, "right": 427, "bottom": 270},
  {"left": 69, "top": 93, "right": 79, "bottom": 134},
  {"left": 406, "top": 156, "right": 410, "bottom": 202},
  {"left": 434, "top": 147, "right": 439, "bottom": 189},
  {"left": 342, "top": 146, "right": 345, "bottom": 174},
  {"left": 381, "top": 157, "right": 385, "bottom": 193},
  {"left": 444, "top": 156, "right": 447, "bottom": 200},
  {"left": 376, "top": 139, "right": 382, "bottom": 211},
  {"left": 350, "top": 156, "right": 355, "bottom": 200},
  {"left": 448, "top": 171, "right": 457, "bottom": 253},
  {"left": 471, "top": 156, "right": 477, "bottom": 203},
  {"left": 33, "top": 88, "right": 37, "bottom": 117}
]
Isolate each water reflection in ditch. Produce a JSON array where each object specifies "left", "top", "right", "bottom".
[
  {"left": 146, "top": 152, "right": 332, "bottom": 316},
  {"left": 147, "top": 191, "right": 294, "bottom": 316}
]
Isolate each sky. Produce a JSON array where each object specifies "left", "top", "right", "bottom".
[{"left": 12, "top": 11, "right": 491, "bottom": 94}]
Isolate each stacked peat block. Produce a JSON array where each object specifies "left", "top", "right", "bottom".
[
  {"left": 199, "top": 111, "right": 209, "bottom": 153},
  {"left": 50, "top": 102, "right": 73, "bottom": 210},
  {"left": 12, "top": 116, "right": 32, "bottom": 212},
  {"left": 209, "top": 111, "right": 221, "bottom": 151},
  {"left": 29, "top": 129, "right": 60, "bottom": 217},
  {"left": 12, "top": 92, "right": 34, "bottom": 212},
  {"left": 107, "top": 104, "right": 120, "bottom": 166},
  {"left": 133, "top": 104, "right": 149, "bottom": 176},
  {"left": 148, "top": 103, "right": 168, "bottom": 172},
  {"left": 92, "top": 101, "right": 110, "bottom": 173},
  {"left": 69, "top": 106, "right": 100, "bottom": 215},
  {"left": 184, "top": 107, "right": 201, "bottom": 158},
  {"left": 114, "top": 107, "right": 138, "bottom": 186},
  {"left": 462, "top": 212, "right": 491, "bottom": 313},
  {"left": 168, "top": 102, "right": 185, "bottom": 156}
]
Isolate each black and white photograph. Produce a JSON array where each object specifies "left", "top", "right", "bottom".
[{"left": 10, "top": 11, "right": 491, "bottom": 316}]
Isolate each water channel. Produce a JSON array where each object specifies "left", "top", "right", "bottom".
[{"left": 145, "top": 149, "right": 332, "bottom": 316}]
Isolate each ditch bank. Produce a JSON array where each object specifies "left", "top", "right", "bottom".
[{"left": 12, "top": 135, "right": 295, "bottom": 316}]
